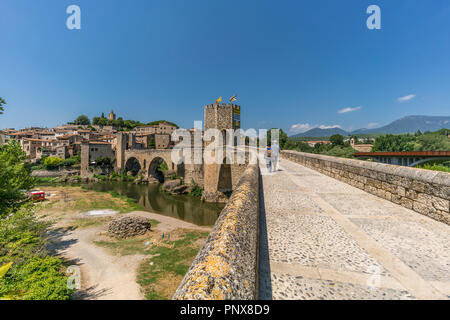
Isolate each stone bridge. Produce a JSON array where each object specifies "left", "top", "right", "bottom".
[
  {"left": 120, "top": 149, "right": 179, "bottom": 182},
  {"left": 174, "top": 149, "right": 450, "bottom": 300},
  {"left": 116, "top": 139, "right": 249, "bottom": 200}
]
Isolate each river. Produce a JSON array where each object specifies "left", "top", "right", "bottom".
[{"left": 81, "top": 182, "right": 225, "bottom": 226}]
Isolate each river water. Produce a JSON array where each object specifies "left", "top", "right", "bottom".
[{"left": 81, "top": 182, "right": 225, "bottom": 226}]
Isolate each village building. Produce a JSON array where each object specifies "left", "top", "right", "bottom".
[{"left": 350, "top": 138, "right": 373, "bottom": 152}]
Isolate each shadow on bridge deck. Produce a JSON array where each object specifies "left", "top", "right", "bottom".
[{"left": 258, "top": 173, "right": 272, "bottom": 299}]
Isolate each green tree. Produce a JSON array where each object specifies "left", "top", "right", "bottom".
[
  {"left": 330, "top": 134, "right": 344, "bottom": 146},
  {"left": 372, "top": 134, "right": 416, "bottom": 152},
  {"left": 350, "top": 135, "right": 359, "bottom": 144},
  {"left": 148, "top": 137, "right": 156, "bottom": 149},
  {"left": 266, "top": 128, "right": 288, "bottom": 149},
  {"left": 0, "top": 139, "right": 72, "bottom": 300},
  {"left": 95, "top": 156, "right": 112, "bottom": 166},
  {"left": 325, "top": 146, "right": 355, "bottom": 158},
  {"left": 415, "top": 133, "right": 450, "bottom": 151},
  {"left": 0, "top": 140, "right": 35, "bottom": 216},
  {"left": 0, "top": 97, "right": 5, "bottom": 115},
  {"left": 0, "top": 205, "right": 72, "bottom": 300},
  {"left": 74, "top": 115, "right": 90, "bottom": 125},
  {"left": 43, "top": 156, "right": 63, "bottom": 170}
]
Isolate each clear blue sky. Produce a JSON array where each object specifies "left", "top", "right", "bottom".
[{"left": 1, "top": 0, "right": 449, "bottom": 134}]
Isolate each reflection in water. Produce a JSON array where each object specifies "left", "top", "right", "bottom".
[{"left": 83, "top": 182, "right": 225, "bottom": 226}]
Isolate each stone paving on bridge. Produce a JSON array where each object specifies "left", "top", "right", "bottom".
[{"left": 258, "top": 157, "right": 450, "bottom": 300}]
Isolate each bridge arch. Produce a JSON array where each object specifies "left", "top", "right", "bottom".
[
  {"left": 218, "top": 157, "right": 233, "bottom": 195},
  {"left": 149, "top": 156, "right": 168, "bottom": 183},
  {"left": 125, "top": 157, "right": 142, "bottom": 176}
]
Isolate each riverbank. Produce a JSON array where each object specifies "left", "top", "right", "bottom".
[
  {"left": 36, "top": 180, "right": 224, "bottom": 226},
  {"left": 36, "top": 186, "right": 212, "bottom": 300}
]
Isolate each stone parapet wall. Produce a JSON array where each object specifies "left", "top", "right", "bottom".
[
  {"left": 173, "top": 163, "right": 260, "bottom": 300},
  {"left": 281, "top": 150, "right": 450, "bottom": 225}
]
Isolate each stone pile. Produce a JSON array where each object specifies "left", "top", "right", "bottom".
[{"left": 108, "top": 216, "right": 151, "bottom": 238}]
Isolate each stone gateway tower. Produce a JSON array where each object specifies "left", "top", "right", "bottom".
[
  {"left": 202, "top": 102, "right": 246, "bottom": 202},
  {"left": 204, "top": 103, "right": 241, "bottom": 132}
]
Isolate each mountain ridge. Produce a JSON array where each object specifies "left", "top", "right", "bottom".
[{"left": 290, "top": 115, "right": 450, "bottom": 137}]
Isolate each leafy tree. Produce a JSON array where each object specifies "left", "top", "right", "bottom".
[
  {"left": 266, "top": 128, "right": 288, "bottom": 149},
  {"left": 43, "top": 156, "right": 63, "bottom": 170},
  {"left": 0, "top": 140, "right": 35, "bottom": 216},
  {"left": 147, "top": 120, "right": 179, "bottom": 129},
  {"left": 0, "top": 139, "right": 72, "bottom": 300},
  {"left": 415, "top": 133, "right": 450, "bottom": 151},
  {"left": 372, "top": 134, "right": 416, "bottom": 152},
  {"left": 325, "top": 146, "right": 355, "bottom": 158},
  {"left": 157, "top": 162, "right": 168, "bottom": 175},
  {"left": 330, "top": 134, "right": 344, "bottom": 146},
  {"left": 148, "top": 137, "right": 156, "bottom": 149},
  {"left": 95, "top": 156, "right": 112, "bottom": 166},
  {"left": 74, "top": 115, "right": 90, "bottom": 125},
  {"left": 0, "top": 97, "right": 5, "bottom": 115},
  {"left": 59, "top": 155, "right": 80, "bottom": 167}
]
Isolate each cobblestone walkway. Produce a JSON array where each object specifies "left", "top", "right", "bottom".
[{"left": 258, "top": 157, "right": 450, "bottom": 300}]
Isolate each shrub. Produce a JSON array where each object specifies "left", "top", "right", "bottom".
[
  {"left": 43, "top": 157, "right": 63, "bottom": 170},
  {"left": 0, "top": 140, "right": 35, "bottom": 216},
  {"left": 0, "top": 257, "right": 72, "bottom": 300},
  {"left": 59, "top": 155, "right": 80, "bottom": 167},
  {"left": 189, "top": 185, "right": 203, "bottom": 198},
  {"left": 157, "top": 162, "right": 168, "bottom": 175},
  {"left": 94, "top": 174, "right": 108, "bottom": 181},
  {"left": 95, "top": 156, "right": 112, "bottom": 166},
  {"left": 0, "top": 206, "right": 72, "bottom": 300}
]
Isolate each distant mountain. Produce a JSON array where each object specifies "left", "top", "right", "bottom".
[
  {"left": 290, "top": 115, "right": 450, "bottom": 138},
  {"left": 291, "top": 127, "right": 349, "bottom": 138},
  {"left": 351, "top": 115, "right": 450, "bottom": 135}
]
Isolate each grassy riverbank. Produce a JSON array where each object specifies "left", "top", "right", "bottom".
[
  {"left": 36, "top": 186, "right": 142, "bottom": 220},
  {"left": 95, "top": 228, "right": 208, "bottom": 299},
  {"left": 34, "top": 184, "right": 211, "bottom": 300}
]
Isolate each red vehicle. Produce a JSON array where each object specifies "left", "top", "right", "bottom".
[{"left": 28, "top": 191, "right": 46, "bottom": 202}]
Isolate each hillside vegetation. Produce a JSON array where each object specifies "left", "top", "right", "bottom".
[{"left": 0, "top": 140, "right": 72, "bottom": 300}]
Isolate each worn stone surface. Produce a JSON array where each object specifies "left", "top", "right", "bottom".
[
  {"left": 281, "top": 150, "right": 450, "bottom": 225},
  {"left": 108, "top": 216, "right": 152, "bottom": 239},
  {"left": 162, "top": 179, "right": 182, "bottom": 192},
  {"left": 259, "top": 157, "right": 450, "bottom": 300},
  {"left": 173, "top": 163, "right": 260, "bottom": 300}
]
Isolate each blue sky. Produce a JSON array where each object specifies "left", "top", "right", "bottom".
[{"left": 1, "top": 0, "right": 449, "bottom": 134}]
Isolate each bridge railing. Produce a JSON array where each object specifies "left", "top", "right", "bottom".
[{"left": 173, "top": 162, "right": 260, "bottom": 300}]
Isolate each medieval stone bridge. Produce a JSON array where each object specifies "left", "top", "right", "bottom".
[
  {"left": 117, "top": 144, "right": 248, "bottom": 201},
  {"left": 121, "top": 149, "right": 177, "bottom": 182},
  {"left": 174, "top": 149, "right": 450, "bottom": 300}
]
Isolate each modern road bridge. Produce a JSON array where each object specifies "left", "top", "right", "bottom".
[{"left": 354, "top": 151, "right": 450, "bottom": 167}]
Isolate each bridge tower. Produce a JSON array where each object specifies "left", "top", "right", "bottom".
[
  {"left": 204, "top": 102, "right": 241, "bottom": 132},
  {"left": 203, "top": 102, "right": 244, "bottom": 202}
]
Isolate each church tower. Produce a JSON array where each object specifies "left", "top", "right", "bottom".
[{"left": 108, "top": 110, "right": 116, "bottom": 121}]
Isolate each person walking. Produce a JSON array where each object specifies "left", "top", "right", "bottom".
[
  {"left": 271, "top": 140, "right": 280, "bottom": 172},
  {"left": 264, "top": 144, "right": 272, "bottom": 173}
]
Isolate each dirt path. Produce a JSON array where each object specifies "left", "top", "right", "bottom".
[{"left": 46, "top": 210, "right": 211, "bottom": 300}]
